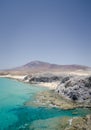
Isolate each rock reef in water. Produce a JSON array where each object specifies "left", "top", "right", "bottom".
[{"left": 65, "top": 115, "right": 91, "bottom": 130}]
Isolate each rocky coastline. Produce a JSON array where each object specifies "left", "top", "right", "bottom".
[
  {"left": 21, "top": 73, "right": 91, "bottom": 111},
  {"left": 0, "top": 73, "right": 91, "bottom": 130},
  {"left": 23, "top": 73, "right": 91, "bottom": 130},
  {"left": 1, "top": 73, "right": 91, "bottom": 109}
]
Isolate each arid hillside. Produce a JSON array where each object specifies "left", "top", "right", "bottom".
[{"left": 0, "top": 61, "right": 91, "bottom": 76}]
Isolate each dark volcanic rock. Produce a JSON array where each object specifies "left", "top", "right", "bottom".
[
  {"left": 69, "top": 92, "right": 79, "bottom": 101},
  {"left": 56, "top": 76, "right": 91, "bottom": 103},
  {"left": 61, "top": 76, "right": 70, "bottom": 83},
  {"left": 29, "top": 76, "right": 60, "bottom": 83},
  {"left": 24, "top": 73, "right": 62, "bottom": 83}
]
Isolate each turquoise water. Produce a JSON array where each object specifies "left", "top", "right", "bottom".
[{"left": 0, "top": 78, "right": 91, "bottom": 130}]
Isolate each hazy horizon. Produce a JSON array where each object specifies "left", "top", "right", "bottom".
[{"left": 0, "top": 0, "right": 91, "bottom": 69}]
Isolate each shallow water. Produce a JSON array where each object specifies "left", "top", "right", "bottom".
[{"left": 0, "top": 78, "right": 91, "bottom": 130}]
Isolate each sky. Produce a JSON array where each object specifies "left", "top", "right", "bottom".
[{"left": 0, "top": 0, "right": 91, "bottom": 69}]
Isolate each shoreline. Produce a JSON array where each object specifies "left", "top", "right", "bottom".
[
  {"left": 0, "top": 74, "right": 25, "bottom": 80},
  {"left": 0, "top": 74, "right": 59, "bottom": 90},
  {"left": 34, "top": 82, "right": 60, "bottom": 90},
  {"left": 0, "top": 74, "right": 91, "bottom": 130},
  {"left": 0, "top": 74, "right": 91, "bottom": 110}
]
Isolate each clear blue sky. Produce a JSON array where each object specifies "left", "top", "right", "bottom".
[{"left": 0, "top": 0, "right": 91, "bottom": 69}]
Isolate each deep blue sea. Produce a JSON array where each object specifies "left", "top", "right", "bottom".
[{"left": 0, "top": 78, "right": 91, "bottom": 130}]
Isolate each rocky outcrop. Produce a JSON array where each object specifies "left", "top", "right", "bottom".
[
  {"left": 29, "top": 76, "right": 60, "bottom": 83},
  {"left": 24, "top": 73, "right": 91, "bottom": 107},
  {"left": 24, "top": 73, "right": 62, "bottom": 83},
  {"left": 56, "top": 76, "right": 91, "bottom": 104}
]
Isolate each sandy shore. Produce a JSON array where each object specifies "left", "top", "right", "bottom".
[
  {"left": 37, "top": 82, "right": 60, "bottom": 90},
  {"left": 0, "top": 75, "right": 59, "bottom": 90},
  {"left": 0, "top": 74, "right": 26, "bottom": 80}
]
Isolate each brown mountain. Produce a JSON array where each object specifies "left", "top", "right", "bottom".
[
  {"left": 0, "top": 61, "right": 91, "bottom": 75},
  {"left": 3, "top": 61, "right": 91, "bottom": 73}
]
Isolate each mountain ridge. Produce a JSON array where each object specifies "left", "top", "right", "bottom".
[
  {"left": 10, "top": 60, "right": 91, "bottom": 70},
  {"left": 0, "top": 60, "right": 91, "bottom": 75}
]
